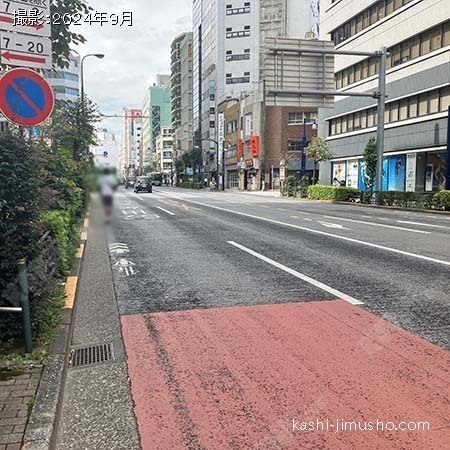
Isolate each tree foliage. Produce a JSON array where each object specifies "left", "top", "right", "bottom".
[
  {"left": 363, "top": 137, "right": 377, "bottom": 194},
  {"left": 305, "top": 137, "right": 333, "bottom": 184},
  {"left": 51, "top": 0, "right": 92, "bottom": 68},
  {"left": 51, "top": 98, "right": 101, "bottom": 161}
]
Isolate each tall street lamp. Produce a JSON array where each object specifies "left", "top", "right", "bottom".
[
  {"left": 80, "top": 53, "right": 104, "bottom": 119},
  {"left": 301, "top": 117, "right": 318, "bottom": 178}
]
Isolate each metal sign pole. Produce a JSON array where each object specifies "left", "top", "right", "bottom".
[
  {"left": 376, "top": 47, "right": 387, "bottom": 193},
  {"left": 446, "top": 106, "right": 450, "bottom": 190}
]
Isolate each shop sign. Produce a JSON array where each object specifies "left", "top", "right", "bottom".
[
  {"left": 250, "top": 136, "right": 260, "bottom": 157},
  {"left": 237, "top": 138, "right": 243, "bottom": 158},
  {"left": 405, "top": 153, "right": 416, "bottom": 192},
  {"left": 280, "top": 167, "right": 286, "bottom": 181}
]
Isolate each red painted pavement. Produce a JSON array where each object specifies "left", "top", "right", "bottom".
[{"left": 121, "top": 301, "right": 450, "bottom": 449}]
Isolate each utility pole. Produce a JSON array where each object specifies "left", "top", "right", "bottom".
[{"left": 376, "top": 47, "right": 387, "bottom": 192}]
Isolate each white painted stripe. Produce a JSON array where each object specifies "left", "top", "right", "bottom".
[
  {"left": 397, "top": 220, "right": 449, "bottom": 229},
  {"left": 166, "top": 195, "right": 450, "bottom": 268},
  {"left": 228, "top": 241, "right": 364, "bottom": 305},
  {"left": 157, "top": 206, "right": 175, "bottom": 216},
  {"left": 140, "top": 210, "right": 146, "bottom": 215},
  {"left": 322, "top": 215, "right": 430, "bottom": 234},
  {"left": 121, "top": 210, "right": 127, "bottom": 215},
  {"left": 155, "top": 215, "right": 160, "bottom": 219}
]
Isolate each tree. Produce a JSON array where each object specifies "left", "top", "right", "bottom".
[
  {"left": 363, "top": 137, "right": 377, "bottom": 195},
  {"left": 51, "top": 98, "right": 101, "bottom": 161},
  {"left": 305, "top": 137, "right": 333, "bottom": 185},
  {"left": 51, "top": 0, "right": 92, "bottom": 68}
]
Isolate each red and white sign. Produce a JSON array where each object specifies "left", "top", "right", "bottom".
[
  {"left": 131, "top": 109, "right": 142, "bottom": 120},
  {"left": 0, "top": 31, "right": 51, "bottom": 69},
  {"left": 0, "top": 0, "right": 51, "bottom": 37}
]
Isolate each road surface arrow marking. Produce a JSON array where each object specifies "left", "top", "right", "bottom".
[{"left": 319, "top": 221, "right": 350, "bottom": 230}]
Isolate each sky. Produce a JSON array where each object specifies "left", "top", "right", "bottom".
[{"left": 77, "top": 0, "right": 192, "bottom": 138}]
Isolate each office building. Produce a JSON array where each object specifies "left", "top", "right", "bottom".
[
  {"left": 320, "top": 0, "right": 450, "bottom": 192},
  {"left": 155, "top": 126, "right": 174, "bottom": 183},
  {"left": 142, "top": 75, "right": 172, "bottom": 171},
  {"left": 193, "top": 0, "right": 314, "bottom": 183},
  {"left": 171, "top": 32, "right": 194, "bottom": 157},
  {"left": 44, "top": 54, "right": 80, "bottom": 101},
  {"left": 121, "top": 108, "right": 143, "bottom": 176}
]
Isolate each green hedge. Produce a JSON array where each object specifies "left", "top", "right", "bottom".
[
  {"left": 40, "top": 210, "right": 78, "bottom": 275},
  {"left": 433, "top": 190, "right": 450, "bottom": 210},
  {"left": 374, "top": 191, "right": 435, "bottom": 208},
  {"left": 308, "top": 185, "right": 360, "bottom": 201},
  {"left": 181, "top": 181, "right": 203, "bottom": 189}
]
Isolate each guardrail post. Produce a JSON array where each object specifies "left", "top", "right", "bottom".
[{"left": 18, "top": 259, "right": 32, "bottom": 353}]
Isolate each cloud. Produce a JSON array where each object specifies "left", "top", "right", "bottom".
[{"left": 76, "top": 0, "right": 191, "bottom": 136}]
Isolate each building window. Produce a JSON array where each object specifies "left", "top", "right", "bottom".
[
  {"left": 287, "top": 140, "right": 302, "bottom": 151},
  {"left": 330, "top": 0, "right": 411, "bottom": 46},
  {"left": 335, "top": 19, "right": 450, "bottom": 89},
  {"left": 288, "top": 112, "right": 313, "bottom": 125},
  {"left": 329, "top": 86, "right": 450, "bottom": 136}
]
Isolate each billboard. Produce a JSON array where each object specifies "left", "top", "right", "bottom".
[
  {"left": 387, "top": 155, "right": 406, "bottom": 191},
  {"left": 264, "top": 37, "right": 335, "bottom": 108}
]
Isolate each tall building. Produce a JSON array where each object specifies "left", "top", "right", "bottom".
[
  {"left": 155, "top": 126, "right": 174, "bottom": 183},
  {"left": 44, "top": 54, "right": 80, "bottom": 101},
  {"left": 121, "top": 109, "right": 143, "bottom": 176},
  {"left": 142, "top": 75, "right": 172, "bottom": 171},
  {"left": 171, "top": 32, "right": 194, "bottom": 157},
  {"left": 193, "top": 0, "right": 314, "bottom": 184},
  {"left": 320, "top": 0, "right": 450, "bottom": 192}
]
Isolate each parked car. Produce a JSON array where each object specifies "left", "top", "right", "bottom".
[
  {"left": 125, "top": 176, "right": 136, "bottom": 189},
  {"left": 134, "top": 176, "right": 152, "bottom": 193}
]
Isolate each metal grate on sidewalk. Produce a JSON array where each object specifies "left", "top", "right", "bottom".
[{"left": 70, "top": 342, "right": 115, "bottom": 368}]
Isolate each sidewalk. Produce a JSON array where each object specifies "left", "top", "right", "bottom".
[
  {"left": 0, "top": 366, "right": 41, "bottom": 449},
  {"left": 52, "top": 197, "right": 139, "bottom": 450}
]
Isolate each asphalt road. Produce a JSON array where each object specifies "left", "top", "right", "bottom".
[{"left": 105, "top": 187, "right": 450, "bottom": 449}]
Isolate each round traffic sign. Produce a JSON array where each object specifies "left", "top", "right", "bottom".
[
  {"left": 103, "top": 150, "right": 109, "bottom": 157},
  {"left": 0, "top": 68, "right": 54, "bottom": 127}
]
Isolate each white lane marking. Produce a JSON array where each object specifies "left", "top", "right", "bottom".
[
  {"left": 166, "top": 195, "right": 450, "bottom": 268},
  {"left": 140, "top": 210, "right": 146, "bottom": 215},
  {"left": 121, "top": 210, "right": 127, "bottom": 215},
  {"left": 228, "top": 241, "right": 364, "bottom": 305},
  {"left": 157, "top": 206, "right": 175, "bottom": 216},
  {"left": 155, "top": 215, "right": 160, "bottom": 219},
  {"left": 322, "top": 215, "right": 430, "bottom": 234},
  {"left": 318, "top": 221, "right": 350, "bottom": 230},
  {"left": 397, "top": 220, "right": 449, "bottom": 229},
  {"left": 304, "top": 218, "right": 313, "bottom": 222},
  {"left": 291, "top": 216, "right": 300, "bottom": 219}
]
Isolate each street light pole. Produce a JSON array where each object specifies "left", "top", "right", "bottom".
[{"left": 80, "top": 53, "right": 105, "bottom": 121}]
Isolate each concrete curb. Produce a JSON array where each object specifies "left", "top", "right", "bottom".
[
  {"left": 332, "top": 201, "right": 450, "bottom": 215},
  {"left": 22, "top": 217, "right": 89, "bottom": 450}
]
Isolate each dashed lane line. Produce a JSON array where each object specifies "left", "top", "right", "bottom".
[
  {"left": 164, "top": 195, "right": 450, "bottom": 268},
  {"left": 321, "top": 215, "right": 430, "bottom": 235},
  {"left": 156, "top": 206, "right": 176, "bottom": 216},
  {"left": 228, "top": 241, "right": 364, "bottom": 306}
]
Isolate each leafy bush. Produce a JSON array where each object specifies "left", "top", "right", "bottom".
[
  {"left": 40, "top": 210, "right": 78, "bottom": 275},
  {"left": 181, "top": 181, "right": 203, "bottom": 189},
  {"left": 374, "top": 191, "right": 435, "bottom": 209},
  {"left": 433, "top": 190, "right": 450, "bottom": 210},
  {"left": 282, "top": 176, "right": 298, "bottom": 197},
  {"left": 308, "top": 185, "right": 360, "bottom": 201}
]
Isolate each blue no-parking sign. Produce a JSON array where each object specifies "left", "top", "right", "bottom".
[{"left": 0, "top": 68, "right": 54, "bottom": 127}]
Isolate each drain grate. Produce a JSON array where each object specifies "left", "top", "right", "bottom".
[{"left": 70, "top": 342, "right": 115, "bottom": 368}]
